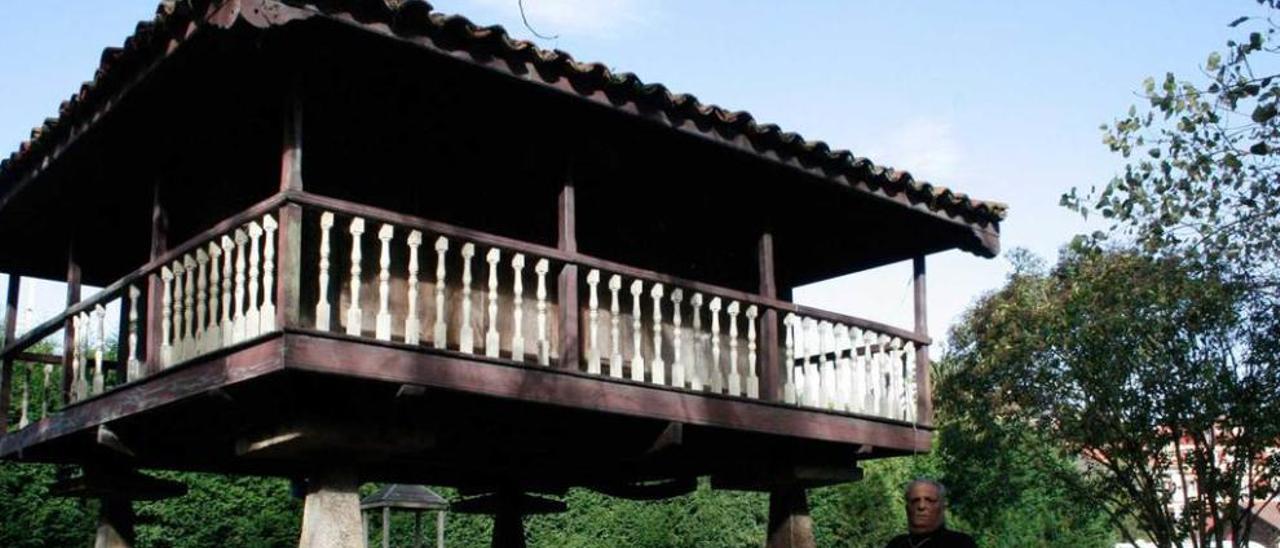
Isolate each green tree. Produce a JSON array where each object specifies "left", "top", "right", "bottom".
[{"left": 944, "top": 247, "right": 1280, "bottom": 547}]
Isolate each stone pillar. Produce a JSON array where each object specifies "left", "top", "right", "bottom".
[
  {"left": 491, "top": 503, "right": 526, "bottom": 548},
  {"left": 95, "top": 498, "right": 135, "bottom": 548},
  {"left": 766, "top": 485, "right": 815, "bottom": 548},
  {"left": 299, "top": 471, "right": 363, "bottom": 548}
]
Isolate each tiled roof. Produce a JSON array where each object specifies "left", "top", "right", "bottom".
[{"left": 0, "top": 0, "right": 1007, "bottom": 225}]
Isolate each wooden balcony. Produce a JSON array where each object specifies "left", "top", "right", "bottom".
[{"left": 0, "top": 190, "right": 932, "bottom": 491}]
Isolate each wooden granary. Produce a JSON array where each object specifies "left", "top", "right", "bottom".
[{"left": 0, "top": 1, "right": 1004, "bottom": 546}]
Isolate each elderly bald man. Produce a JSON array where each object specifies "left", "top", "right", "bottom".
[{"left": 885, "top": 479, "right": 976, "bottom": 548}]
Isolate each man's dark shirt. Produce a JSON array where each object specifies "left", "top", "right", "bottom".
[{"left": 885, "top": 526, "right": 977, "bottom": 548}]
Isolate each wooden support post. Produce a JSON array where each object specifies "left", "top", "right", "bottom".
[
  {"left": 557, "top": 181, "right": 580, "bottom": 370},
  {"left": 766, "top": 485, "right": 815, "bottom": 548},
  {"left": 62, "top": 242, "right": 81, "bottom": 406},
  {"left": 277, "top": 204, "right": 304, "bottom": 330},
  {"left": 299, "top": 470, "right": 363, "bottom": 548},
  {"left": 145, "top": 184, "right": 168, "bottom": 375},
  {"left": 277, "top": 84, "right": 304, "bottom": 331},
  {"left": 1, "top": 275, "right": 19, "bottom": 432},
  {"left": 95, "top": 498, "right": 136, "bottom": 548},
  {"left": 281, "top": 83, "right": 304, "bottom": 194},
  {"left": 758, "top": 232, "right": 780, "bottom": 402},
  {"left": 913, "top": 256, "right": 931, "bottom": 426}
]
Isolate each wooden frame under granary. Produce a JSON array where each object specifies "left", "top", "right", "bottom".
[{"left": 0, "top": 1, "right": 1006, "bottom": 546}]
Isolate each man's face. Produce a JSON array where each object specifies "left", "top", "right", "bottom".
[{"left": 905, "top": 483, "right": 944, "bottom": 534}]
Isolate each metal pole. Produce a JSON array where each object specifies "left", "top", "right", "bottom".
[
  {"left": 437, "top": 510, "right": 445, "bottom": 548},
  {"left": 382, "top": 507, "right": 390, "bottom": 548}
]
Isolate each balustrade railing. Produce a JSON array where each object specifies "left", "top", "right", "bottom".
[
  {"left": 303, "top": 205, "right": 564, "bottom": 363},
  {"left": 296, "top": 195, "right": 926, "bottom": 423},
  {"left": 1, "top": 198, "right": 284, "bottom": 432},
  {"left": 2, "top": 193, "right": 927, "bottom": 433}
]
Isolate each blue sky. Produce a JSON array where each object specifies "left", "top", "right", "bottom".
[{"left": 0, "top": 0, "right": 1266, "bottom": 350}]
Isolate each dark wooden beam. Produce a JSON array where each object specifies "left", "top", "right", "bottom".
[
  {"left": 0, "top": 337, "right": 285, "bottom": 458},
  {"left": 283, "top": 332, "right": 932, "bottom": 450},
  {"left": 62, "top": 242, "right": 82, "bottom": 406},
  {"left": 145, "top": 184, "right": 168, "bottom": 376},
  {"left": 758, "top": 232, "right": 780, "bottom": 402},
  {"left": 913, "top": 256, "right": 931, "bottom": 426},
  {"left": 557, "top": 181, "right": 580, "bottom": 370},
  {"left": 0, "top": 275, "right": 19, "bottom": 432}
]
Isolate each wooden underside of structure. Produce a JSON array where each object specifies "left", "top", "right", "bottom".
[{"left": 0, "top": 332, "right": 926, "bottom": 492}]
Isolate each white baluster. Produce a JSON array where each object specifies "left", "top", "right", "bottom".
[
  {"left": 689, "top": 293, "right": 704, "bottom": 391},
  {"left": 92, "top": 305, "right": 105, "bottom": 395},
  {"left": 746, "top": 305, "right": 759, "bottom": 399},
  {"left": 246, "top": 221, "right": 263, "bottom": 339},
  {"left": 889, "top": 337, "right": 904, "bottom": 419},
  {"left": 608, "top": 275, "right": 623, "bottom": 378},
  {"left": 405, "top": 230, "right": 423, "bottom": 345},
  {"left": 220, "top": 235, "right": 235, "bottom": 347},
  {"left": 233, "top": 228, "right": 248, "bottom": 342},
  {"left": 849, "top": 328, "right": 865, "bottom": 414},
  {"left": 535, "top": 258, "right": 550, "bottom": 365},
  {"left": 803, "top": 318, "right": 821, "bottom": 407},
  {"left": 171, "top": 259, "right": 187, "bottom": 361},
  {"left": 261, "top": 214, "right": 277, "bottom": 333},
  {"left": 727, "top": 301, "right": 741, "bottom": 396},
  {"left": 206, "top": 242, "right": 221, "bottom": 350},
  {"left": 375, "top": 224, "right": 395, "bottom": 341},
  {"left": 41, "top": 363, "right": 51, "bottom": 417},
  {"left": 819, "top": 321, "right": 836, "bottom": 409},
  {"left": 433, "top": 236, "right": 449, "bottom": 349},
  {"left": 71, "top": 314, "right": 83, "bottom": 401},
  {"left": 160, "top": 266, "right": 174, "bottom": 368},
  {"left": 586, "top": 269, "right": 601, "bottom": 374},
  {"left": 629, "top": 280, "right": 644, "bottom": 382},
  {"left": 875, "top": 334, "right": 890, "bottom": 417},
  {"left": 834, "top": 324, "right": 851, "bottom": 412},
  {"left": 195, "top": 249, "right": 209, "bottom": 354},
  {"left": 127, "top": 285, "right": 141, "bottom": 381},
  {"left": 670, "top": 289, "right": 685, "bottom": 389},
  {"left": 650, "top": 283, "right": 665, "bottom": 386},
  {"left": 511, "top": 254, "right": 526, "bottom": 361},
  {"left": 182, "top": 254, "right": 197, "bottom": 358},
  {"left": 18, "top": 367, "right": 29, "bottom": 428},
  {"left": 708, "top": 297, "right": 723, "bottom": 393},
  {"left": 904, "top": 341, "right": 917, "bottom": 422},
  {"left": 783, "top": 313, "right": 797, "bottom": 404},
  {"left": 459, "top": 242, "right": 475, "bottom": 354},
  {"left": 316, "top": 212, "right": 335, "bottom": 331},
  {"left": 862, "top": 330, "right": 876, "bottom": 414},
  {"left": 345, "top": 218, "right": 365, "bottom": 337},
  {"left": 485, "top": 248, "right": 501, "bottom": 357}
]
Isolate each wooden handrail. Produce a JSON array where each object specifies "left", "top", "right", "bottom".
[
  {"left": 0, "top": 195, "right": 288, "bottom": 360},
  {"left": 286, "top": 192, "right": 931, "bottom": 346}
]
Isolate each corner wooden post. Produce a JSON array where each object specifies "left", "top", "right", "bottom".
[
  {"left": 62, "top": 242, "right": 82, "bottom": 405},
  {"left": 277, "top": 85, "right": 304, "bottom": 329},
  {"left": 144, "top": 184, "right": 168, "bottom": 375},
  {"left": 556, "top": 180, "right": 580, "bottom": 371},
  {"left": 758, "top": 232, "right": 781, "bottom": 402},
  {"left": 913, "top": 256, "right": 932, "bottom": 426},
  {"left": 0, "top": 275, "right": 20, "bottom": 432}
]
